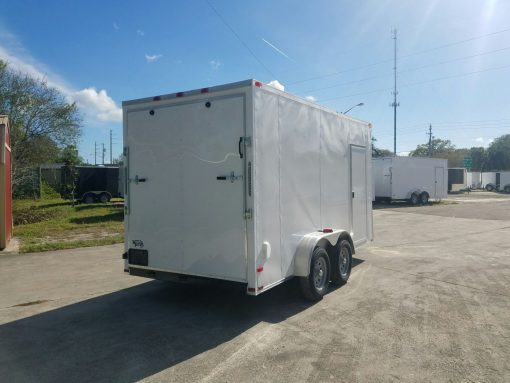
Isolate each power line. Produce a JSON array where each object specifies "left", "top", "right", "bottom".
[
  {"left": 287, "top": 26, "right": 510, "bottom": 86},
  {"left": 401, "top": 27, "right": 510, "bottom": 59},
  {"left": 318, "top": 61, "right": 510, "bottom": 102},
  {"left": 299, "top": 45, "right": 510, "bottom": 95},
  {"left": 206, "top": 0, "right": 276, "bottom": 78}
]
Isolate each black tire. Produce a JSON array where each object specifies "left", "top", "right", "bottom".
[
  {"left": 299, "top": 247, "right": 331, "bottom": 301},
  {"left": 331, "top": 240, "right": 353, "bottom": 286},
  {"left": 486, "top": 184, "right": 494, "bottom": 192},
  {"left": 504, "top": 185, "right": 510, "bottom": 194},
  {"left": 99, "top": 193, "right": 110, "bottom": 203},
  {"left": 83, "top": 193, "right": 94, "bottom": 204},
  {"left": 420, "top": 192, "right": 429, "bottom": 204},
  {"left": 410, "top": 193, "right": 419, "bottom": 205}
]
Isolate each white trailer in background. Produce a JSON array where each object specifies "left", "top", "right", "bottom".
[
  {"left": 373, "top": 157, "right": 447, "bottom": 204},
  {"left": 122, "top": 79, "right": 373, "bottom": 301},
  {"left": 482, "top": 171, "right": 510, "bottom": 192},
  {"left": 448, "top": 167, "right": 467, "bottom": 192},
  {"left": 467, "top": 171, "right": 481, "bottom": 189}
]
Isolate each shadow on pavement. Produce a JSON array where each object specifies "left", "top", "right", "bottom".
[
  {"left": 0, "top": 258, "right": 365, "bottom": 382},
  {"left": 372, "top": 201, "right": 441, "bottom": 210}
]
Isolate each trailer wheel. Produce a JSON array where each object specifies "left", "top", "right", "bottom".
[
  {"left": 299, "top": 247, "right": 331, "bottom": 301},
  {"left": 420, "top": 192, "right": 429, "bottom": 204},
  {"left": 331, "top": 240, "right": 352, "bottom": 286},
  {"left": 99, "top": 193, "right": 110, "bottom": 203},
  {"left": 410, "top": 193, "right": 419, "bottom": 205},
  {"left": 486, "top": 184, "right": 494, "bottom": 192},
  {"left": 83, "top": 193, "right": 94, "bottom": 204},
  {"left": 504, "top": 185, "right": 510, "bottom": 193}
]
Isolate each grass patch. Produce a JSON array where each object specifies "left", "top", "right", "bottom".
[{"left": 13, "top": 197, "right": 124, "bottom": 253}]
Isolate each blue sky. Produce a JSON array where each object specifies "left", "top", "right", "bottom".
[{"left": 1, "top": 0, "right": 509, "bottom": 162}]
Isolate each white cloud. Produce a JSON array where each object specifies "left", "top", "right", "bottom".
[
  {"left": 145, "top": 53, "right": 162, "bottom": 62},
  {"left": 137, "top": 29, "right": 145, "bottom": 37},
  {"left": 209, "top": 60, "right": 221, "bottom": 70},
  {"left": 305, "top": 95, "right": 317, "bottom": 102},
  {"left": 73, "top": 88, "right": 122, "bottom": 122},
  {"left": 0, "top": 29, "right": 122, "bottom": 124},
  {"left": 267, "top": 80, "right": 285, "bottom": 91},
  {"left": 473, "top": 137, "right": 493, "bottom": 147},
  {"left": 113, "top": 22, "right": 120, "bottom": 31}
]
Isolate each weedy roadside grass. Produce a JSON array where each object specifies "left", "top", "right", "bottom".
[{"left": 13, "top": 198, "right": 124, "bottom": 253}]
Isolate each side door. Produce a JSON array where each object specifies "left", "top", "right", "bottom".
[
  {"left": 435, "top": 167, "right": 444, "bottom": 198},
  {"left": 350, "top": 145, "right": 368, "bottom": 245}
]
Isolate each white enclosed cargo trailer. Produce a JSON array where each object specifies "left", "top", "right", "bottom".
[
  {"left": 373, "top": 157, "right": 447, "bottom": 204},
  {"left": 448, "top": 167, "right": 468, "bottom": 192},
  {"left": 467, "top": 171, "right": 481, "bottom": 189},
  {"left": 122, "top": 79, "right": 373, "bottom": 301},
  {"left": 482, "top": 171, "right": 510, "bottom": 192}
]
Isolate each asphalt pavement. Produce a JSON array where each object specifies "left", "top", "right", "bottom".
[{"left": 0, "top": 192, "right": 509, "bottom": 382}]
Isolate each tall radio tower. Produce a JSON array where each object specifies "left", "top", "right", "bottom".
[{"left": 391, "top": 28, "right": 400, "bottom": 156}]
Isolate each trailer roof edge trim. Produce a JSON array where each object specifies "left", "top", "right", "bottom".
[{"left": 122, "top": 79, "right": 369, "bottom": 126}]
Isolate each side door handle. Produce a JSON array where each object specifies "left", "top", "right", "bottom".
[{"left": 130, "top": 175, "right": 147, "bottom": 184}]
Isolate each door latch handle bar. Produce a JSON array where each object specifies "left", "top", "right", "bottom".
[{"left": 217, "top": 171, "right": 243, "bottom": 183}]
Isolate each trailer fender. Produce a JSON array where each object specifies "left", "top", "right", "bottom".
[{"left": 294, "top": 230, "right": 353, "bottom": 277}]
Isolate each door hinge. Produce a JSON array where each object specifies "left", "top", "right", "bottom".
[
  {"left": 243, "top": 136, "right": 252, "bottom": 147},
  {"left": 243, "top": 208, "right": 252, "bottom": 220}
]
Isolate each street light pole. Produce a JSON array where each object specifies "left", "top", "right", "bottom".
[{"left": 343, "top": 102, "right": 364, "bottom": 115}]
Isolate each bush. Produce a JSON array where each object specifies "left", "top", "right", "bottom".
[{"left": 40, "top": 181, "right": 61, "bottom": 199}]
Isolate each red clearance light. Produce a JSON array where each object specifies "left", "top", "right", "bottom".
[
  {"left": 176, "top": 92, "right": 184, "bottom": 98},
  {"left": 254, "top": 81, "right": 263, "bottom": 87},
  {"left": 323, "top": 228, "right": 333, "bottom": 233},
  {"left": 201, "top": 88, "right": 209, "bottom": 94},
  {"left": 257, "top": 285, "right": 264, "bottom": 291},
  {"left": 153, "top": 96, "right": 161, "bottom": 101},
  {"left": 256, "top": 266, "right": 263, "bottom": 273}
]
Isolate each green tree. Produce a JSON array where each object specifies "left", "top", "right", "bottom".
[
  {"left": 372, "top": 137, "right": 393, "bottom": 157},
  {"left": 467, "top": 147, "right": 486, "bottom": 172},
  {"left": 486, "top": 134, "right": 510, "bottom": 170},
  {"left": 58, "top": 145, "right": 83, "bottom": 201},
  {"left": 0, "top": 59, "right": 81, "bottom": 195},
  {"left": 409, "top": 138, "right": 456, "bottom": 157}
]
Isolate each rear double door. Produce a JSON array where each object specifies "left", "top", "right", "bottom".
[{"left": 126, "top": 95, "right": 247, "bottom": 281}]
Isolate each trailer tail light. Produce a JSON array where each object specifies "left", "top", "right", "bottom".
[
  {"left": 200, "top": 88, "right": 209, "bottom": 94},
  {"left": 255, "top": 81, "right": 263, "bottom": 87},
  {"left": 323, "top": 228, "right": 333, "bottom": 233},
  {"left": 248, "top": 287, "right": 255, "bottom": 293},
  {"left": 176, "top": 92, "right": 184, "bottom": 98},
  {"left": 153, "top": 96, "right": 161, "bottom": 101},
  {"left": 256, "top": 266, "right": 263, "bottom": 272}
]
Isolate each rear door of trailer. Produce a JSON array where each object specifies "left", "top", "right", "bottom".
[{"left": 125, "top": 92, "right": 248, "bottom": 282}]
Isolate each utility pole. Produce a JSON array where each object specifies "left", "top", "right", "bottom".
[
  {"left": 109, "top": 129, "right": 113, "bottom": 164},
  {"left": 102, "top": 143, "right": 105, "bottom": 165},
  {"left": 391, "top": 28, "right": 399, "bottom": 156},
  {"left": 94, "top": 141, "right": 97, "bottom": 165},
  {"left": 427, "top": 124, "right": 433, "bottom": 157}
]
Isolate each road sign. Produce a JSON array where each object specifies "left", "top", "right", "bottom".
[{"left": 463, "top": 156, "right": 472, "bottom": 169}]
